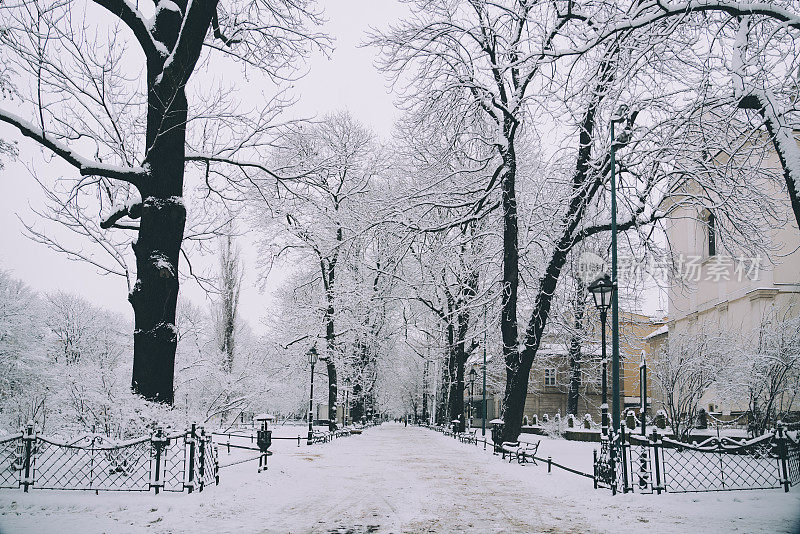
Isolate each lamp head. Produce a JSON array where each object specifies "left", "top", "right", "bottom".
[
  {"left": 588, "top": 273, "right": 614, "bottom": 311},
  {"left": 307, "top": 346, "right": 318, "bottom": 365}
]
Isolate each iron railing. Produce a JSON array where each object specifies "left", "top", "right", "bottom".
[
  {"left": 0, "top": 423, "right": 218, "bottom": 493},
  {"left": 594, "top": 422, "right": 799, "bottom": 494}
]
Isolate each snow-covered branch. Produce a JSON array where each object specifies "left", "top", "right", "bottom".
[
  {"left": 91, "top": 0, "right": 164, "bottom": 60},
  {"left": 0, "top": 111, "right": 146, "bottom": 185},
  {"left": 553, "top": 1, "right": 800, "bottom": 57}
]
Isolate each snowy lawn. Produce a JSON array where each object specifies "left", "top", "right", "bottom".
[{"left": 0, "top": 423, "right": 797, "bottom": 534}]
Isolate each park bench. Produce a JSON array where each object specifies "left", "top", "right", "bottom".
[
  {"left": 460, "top": 428, "right": 480, "bottom": 445},
  {"left": 501, "top": 435, "right": 540, "bottom": 464},
  {"left": 312, "top": 430, "right": 330, "bottom": 443}
]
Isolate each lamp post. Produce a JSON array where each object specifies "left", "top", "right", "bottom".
[
  {"left": 343, "top": 377, "right": 351, "bottom": 427},
  {"left": 639, "top": 351, "right": 647, "bottom": 436},
  {"left": 589, "top": 274, "right": 613, "bottom": 436},
  {"left": 468, "top": 368, "right": 476, "bottom": 431},
  {"left": 482, "top": 311, "right": 487, "bottom": 437},
  {"left": 610, "top": 105, "right": 628, "bottom": 431},
  {"left": 307, "top": 346, "right": 318, "bottom": 445}
]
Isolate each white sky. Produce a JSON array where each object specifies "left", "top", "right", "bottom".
[{"left": 0, "top": 1, "right": 409, "bottom": 330}]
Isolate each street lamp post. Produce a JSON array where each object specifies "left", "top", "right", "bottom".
[
  {"left": 589, "top": 274, "right": 613, "bottom": 437},
  {"left": 468, "top": 368, "right": 476, "bottom": 431},
  {"left": 610, "top": 105, "right": 627, "bottom": 431},
  {"left": 343, "top": 377, "right": 351, "bottom": 427},
  {"left": 639, "top": 351, "right": 647, "bottom": 436},
  {"left": 307, "top": 346, "right": 318, "bottom": 445},
  {"left": 482, "top": 312, "right": 487, "bottom": 437}
]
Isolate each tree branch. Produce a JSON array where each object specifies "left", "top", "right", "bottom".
[
  {"left": 0, "top": 110, "right": 145, "bottom": 185},
  {"left": 100, "top": 200, "right": 142, "bottom": 229},
  {"left": 91, "top": 0, "right": 164, "bottom": 60}
]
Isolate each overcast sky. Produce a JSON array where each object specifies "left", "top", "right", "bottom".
[{"left": 0, "top": 1, "right": 409, "bottom": 331}]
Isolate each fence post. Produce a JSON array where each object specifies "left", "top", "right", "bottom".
[
  {"left": 777, "top": 422, "right": 790, "bottom": 493},
  {"left": 608, "top": 430, "right": 617, "bottom": 496},
  {"left": 198, "top": 427, "right": 206, "bottom": 492},
  {"left": 150, "top": 427, "right": 166, "bottom": 495},
  {"left": 186, "top": 424, "right": 196, "bottom": 494},
  {"left": 22, "top": 422, "right": 34, "bottom": 493},
  {"left": 620, "top": 424, "right": 630, "bottom": 493},
  {"left": 214, "top": 445, "right": 219, "bottom": 486},
  {"left": 593, "top": 450, "right": 598, "bottom": 489},
  {"left": 651, "top": 430, "right": 662, "bottom": 495},
  {"left": 547, "top": 456, "right": 552, "bottom": 474}
]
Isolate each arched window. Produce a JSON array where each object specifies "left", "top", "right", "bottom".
[{"left": 707, "top": 212, "right": 716, "bottom": 257}]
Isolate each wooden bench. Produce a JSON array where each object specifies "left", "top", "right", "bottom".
[
  {"left": 312, "top": 430, "right": 330, "bottom": 443},
  {"left": 501, "top": 435, "right": 540, "bottom": 464},
  {"left": 460, "top": 428, "right": 480, "bottom": 444}
]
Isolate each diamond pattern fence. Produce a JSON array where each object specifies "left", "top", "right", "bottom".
[
  {"left": 594, "top": 423, "right": 799, "bottom": 494},
  {"left": 659, "top": 435, "right": 780, "bottom": 492},
  {"left": 0, "top": 433, "right": 24, "bottom": 489},
  {"left": 0, "top": 424, "right": 218, "bottom": 493},
  {"left": 787, "top": 434, "right": 800, "bottom": 487}
]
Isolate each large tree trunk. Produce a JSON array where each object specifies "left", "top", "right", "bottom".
[
  {"left": 421, "top": 359, "right": 429, "bottom": 422},
  {"left": 436, "top": 356, "right": 450, "bottom": 425},
  {"left": 326, "top": 359, "right": 337, "bottom": 429},
  {"left": 129, "top": 77, "right": 188, "bottom": 404},
  {"left": 498, "top": 141, "right": 523, "bottom": 440},
  {"left": 568, "top": 278, "right": 587, "bottom": 415},
  {"left": 447, "top": 344, "right": 465, "bottom": 431}
]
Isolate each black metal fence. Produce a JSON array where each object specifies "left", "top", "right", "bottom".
[
  {"left": 594, "top": 423, "right": 800, "bottom": 494},
  {"left": 0, "top": 423, "right": 218, "bottom": 493}
]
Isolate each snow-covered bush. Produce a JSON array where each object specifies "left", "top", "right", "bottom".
[{"left": 655, "top": 410, "right": 667, "bottom": 430}]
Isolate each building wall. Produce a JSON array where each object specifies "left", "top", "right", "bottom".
[
  {"left": 658, "top": 136, "right": 800, "bottom": 415},
  {"left": 522, "top": 311, "right": 663, "bottom": 422}
]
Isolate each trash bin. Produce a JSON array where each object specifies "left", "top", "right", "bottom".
[
  {"left": 451, "top": 419, "right": 461, "bottom": 436},
  {"left": 490, "top": 418, "right": 504, "bottom": 453},
  {"left": 255, "top": 413, "right": 274, "bottom": 452},
  {"left": 254, "top": 414, "right": 274, "bottom": 473}
]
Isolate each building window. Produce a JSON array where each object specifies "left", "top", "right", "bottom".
[
  {"left": 544, "top": 368, "right": 556, "bottom": 387},
  {"left": 706, "top": 212, "right": 716, "bottom": 257}
]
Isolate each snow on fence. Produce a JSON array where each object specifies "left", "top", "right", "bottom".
[
  {"left": 0, "top": 423, "right": 218, "bottom": 493},
  {"left": 425, "top": 420, "right": 799, "bottom": 496},
  {"left": 594, "top": 422, "right": 800, "bottom": 495}
]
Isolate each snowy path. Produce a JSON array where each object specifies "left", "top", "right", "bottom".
[{"left": 1, "top": 423, "right": 798, "bottom": 533}]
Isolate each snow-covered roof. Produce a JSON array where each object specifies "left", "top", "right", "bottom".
[
  {"left": 539, "top": 343, "right": 603, "bottom": 357},
  {"left": 644, "top": 325, "right": 668, "bottom": 340}
]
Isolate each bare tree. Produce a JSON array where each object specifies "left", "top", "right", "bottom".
[
  {"left": 216, "top": 228, "right": 243, "bottom": 374},
  {"left": 716, "top": 309, "right": 800, "bottom": 436},
  {"left": 251, "top": 111, "right": 383, "bottom": 429},
  {"left": 651, "top": 332, "right": 723, "bottom": 440},
  {"left": 374, "top": 0, "right": 793, "bottom": 442},
  {"left": 0, "top": 0, "right": 327, "bottom": 402}
]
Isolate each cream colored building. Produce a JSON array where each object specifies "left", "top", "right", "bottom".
[{"left": 653, "top": 135, "right": 800, "bottom": 415}]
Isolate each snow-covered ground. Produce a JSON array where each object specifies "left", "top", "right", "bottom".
[{"left": 0, "top": 423, "right": 797, "bottom": 533}]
